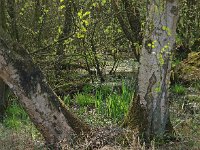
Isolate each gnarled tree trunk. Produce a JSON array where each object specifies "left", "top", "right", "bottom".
[
  {"left": 123, "top": 0, "right": 179, "bottom": 142},
  {"left": 0, "top": 30, "right": 90, "bottom": 148}
]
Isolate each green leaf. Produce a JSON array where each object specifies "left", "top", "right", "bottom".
[
  {"left": 59, "top": 5, "right": 65, "bottom": 10},
  {"left": 101, "top": 0, "right": 106, "bottom": 5},
  {"left": 83, "top": 11, "right": 91, "bottom": 17},
  {"left": 58, "top": 26, "right": 62, "bottom": 34},
  {"left": 77, "top": 33, "right": 85, "bottom": 38},
  {"left": 81, "top": 26, "right": 87, "bottom": 32},
  {"left": 78, "top": 10, "right": 83, "bottom": 19},
  {"left": 162, "top": 26, "right": 167, "bottom": 31},
  {"left": 92, "top": 2, "right": 98, "bottom": 7},
  {"left": 148, "top": 43, "right": 152, "bottom": 47},
  {"left": 82, "top": 20, "right": 89, "bottom": 26},
  {"left": 117, "top": 29, "right": 122, "bottom": 33}
]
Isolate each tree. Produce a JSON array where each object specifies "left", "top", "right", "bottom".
[
  {"left": 111, "top": 0, "right": 142, "bottom": 61},
  {"left": 7, "top": 0, "right": 19, "bottom": 41},
  {"left": 0, "top": 0, "right": 9, "bottom": 121},
  {"left": 123, "top": 0, "right": 179, "bottom": 142},
  {"left": 0, "top": 28, "right": 90, "bottom": 148},
  {"left": 55, "top": 0, "right": 74, "bottom": 77},
  {"left": 0, "top": 79, "right": 8, "bottom": 121}
]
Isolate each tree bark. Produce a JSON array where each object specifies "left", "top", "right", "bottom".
[
  {"left": 123, "top": 0, "right": 179, "bottom": 142},
  {"left": 0, "top": 0, "right": 9, "bottom": 122},
  {"left": 7, "top": 0, "right": 19, "bottom": 41},
  {"left": 0, "top": 0, "right": 6, "bottom": 30},
  {"left": 0, "top": 79, "right": 9, "bottom": 122},
  {"left": 0, "top": 30, "right": 90, "bottom": 148},
  {"left": 90, "top": 23, "right": 105, "bottom": 83}
]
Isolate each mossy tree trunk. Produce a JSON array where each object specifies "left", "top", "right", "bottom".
[
  {"left": 0, "top": 30, "right": 90, "bottom": 148},
  {"left": 123, "top": 0, "right": 179, "bottom": 143}
]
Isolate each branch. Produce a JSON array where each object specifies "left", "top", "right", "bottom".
[
  {"left": 122, "top": 0, "right": 142, "bottom": 42},
  {"left": 111, "top": 0, "right": 134, "bottom": 42},
  {"left": 31, "top": 33, "right": 75, "bottom": 54}
]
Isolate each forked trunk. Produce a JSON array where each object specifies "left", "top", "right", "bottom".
[{"left": 123, "top": 0, "right": 179, "bottom": 142}]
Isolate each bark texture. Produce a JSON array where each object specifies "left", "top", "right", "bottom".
[
  {"left": 0, "top": 30, "right": 90, "bottom": 148},
  {"left": 7, "top": 0, "right": 19, "bottom": 41},
  {"left": 123, "top": 0, "right": 179, "bottom": 142},
  {"left": 0, "top": 79, "right": 9, "bottom": 121},
  {"left": 0, "top": 0, "right": 6, "bottom": 30},
  {"left": 0, "top": 0, "right": 9, "bottom": 122}
]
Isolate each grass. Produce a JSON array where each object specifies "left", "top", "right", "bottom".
[
  {"left": 3, "top": 100, "right": 28, "bottom": 129},
  {"left": 170, "top": 83, "right": 186, "bottom": 95},
  {"left": 0, "top": 99, "right": 45, "bottom": 150},
  {"left": 71, "top": 81, "right": 133, "bottom": 123},
  {"left": 192, "top": 81, "right": 200, "bottom": 90}
]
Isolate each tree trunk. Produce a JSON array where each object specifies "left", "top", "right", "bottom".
[
  {"left": 123, "top": 0, "right": 179, "bottom": 142},
  {"left": 0, "top": 0, "right": 6, "bottom": 30},
  {"left": 7, "top": 0, "right": 19, "bottom": 41},
  {"left": 0, "top": 30, "right": 90, "bottom": 148},
  {"left": 55, "top": 0, "right": 74, "bottom": 77},
  {"left": 0, "top": 79, "right": 9, "bottom": 122},
  {"left": 0, "top": 0, "right": 9, "bottom": 122},
  {"left": 90, "top": 24, "right": 105, "bottom": 83}
]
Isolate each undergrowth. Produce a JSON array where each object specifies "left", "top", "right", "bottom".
[
  {"left": 0, "top": 81, "right": 199, "bottom": 149},
  {"left": 0, "top": 99, "right": 45, "bottom": 150},
  {"left": 70, "top": 81, "right": 133, "bottom": 124}
]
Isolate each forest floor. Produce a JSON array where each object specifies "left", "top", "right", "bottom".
[
  {"left": 0, "top": 59, "right": 199, "bottom": 150},
  {"left": 0, "top": 82, "right": 199, "bottom": 150}
]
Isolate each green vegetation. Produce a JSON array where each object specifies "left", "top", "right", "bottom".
[
  {"left": 1, "top": 81, "right": 199, "bottom": 149},
  {"left": 0, "top": 0, "right": 200, "bottom": 149},
  {"left": 2, "top": 99, "right": 39, "bottom": 135},
  {"left": 67, "top": 82, "right": 132, "bottom": 124},
  {"left": 170, "top": 84, "right": 186, "bottom": 95},
  {"left": 192, "top": 82, "right": 200, "bottom": 90},
  {"left": 3, "top": 101, "right": 27, "bottom": 129},
  {"left": 0, "top": 99, "right": 44, "bottom": 150}
]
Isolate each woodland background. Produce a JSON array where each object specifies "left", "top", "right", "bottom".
[{"left": 0, "top": 0, "right": 199, "bottom": 149}]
